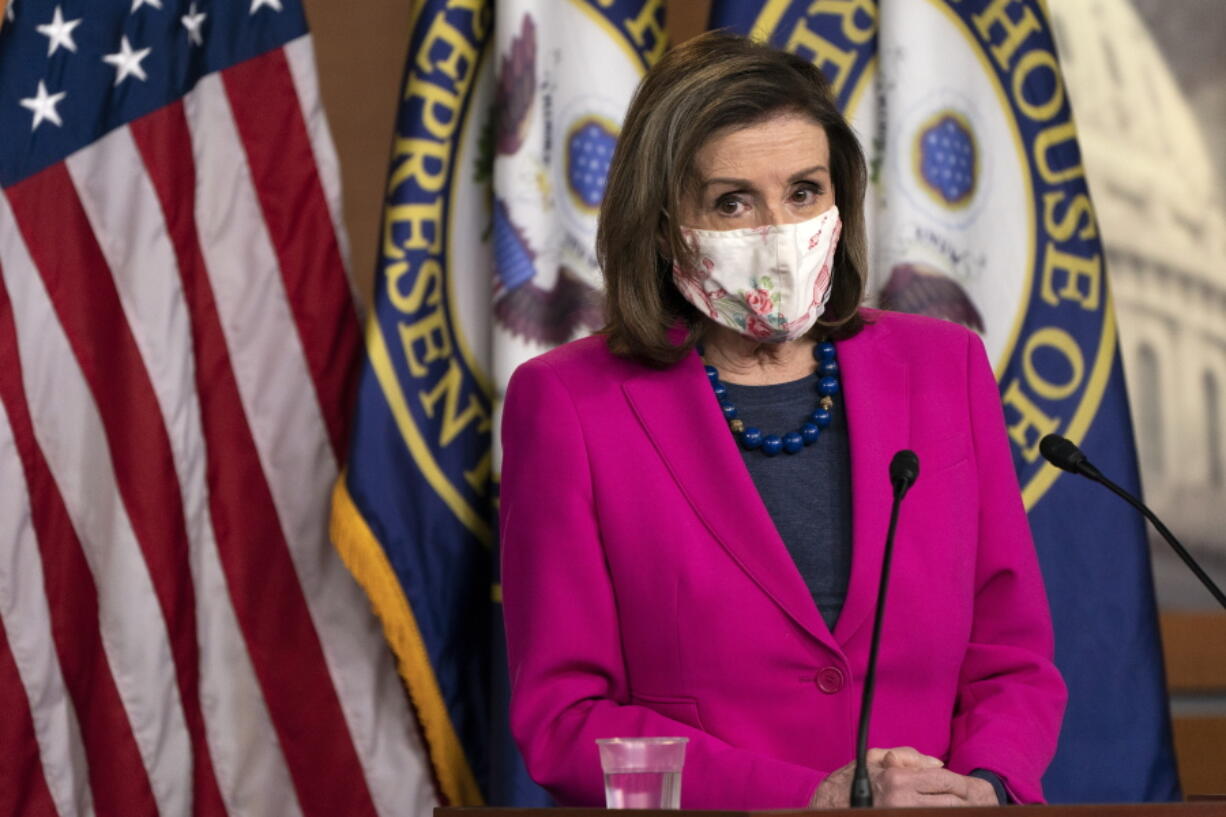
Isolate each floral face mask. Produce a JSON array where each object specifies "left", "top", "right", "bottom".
[{"left": 672, "top": 206, "right": 842, "bottom": 343}]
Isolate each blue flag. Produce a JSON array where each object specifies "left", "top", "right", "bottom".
[
  {"left": 330, "top": 0, "right": 496, "bottom": 805},
  {"left": 332, "top": 0, "right": 665, "bottom": 807},
  {"left": 709, "top": 0, "right": 1180, "bottom": 802}
]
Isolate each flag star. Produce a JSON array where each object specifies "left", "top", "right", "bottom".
[
  {"left": 102, "top": 36, "right": 152, "bottom": 85},
  {"left": 131, "top": 0, "right": 162, "bottom": 11},
  {"left": 20, "top": 80, "right": 67, "bottom": 130},
  {"left": 250, "top": 0, "right": 282, "bottom": 12},
  {"left": 181, "top": 2, "right": 206, "bottom": 45},
  {"left": 36, "top": 6, "right": 83, "bottom": 56},
  {"left": 5, "top": 0, "right": 15, "bottom": 22}
]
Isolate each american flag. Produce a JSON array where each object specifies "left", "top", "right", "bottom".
[{"left": 0, "top": 1, "right": 434, "bottom": 815}]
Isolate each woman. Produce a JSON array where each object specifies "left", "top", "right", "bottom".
[{"left": 499, "top": 32, "right": 1065, "bottom": 809}]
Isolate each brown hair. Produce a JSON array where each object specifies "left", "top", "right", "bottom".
[{"left": 596, "top": 31, "right": 868, "bottom": 367}]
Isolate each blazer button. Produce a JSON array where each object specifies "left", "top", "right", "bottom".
[{"left": 816, "top": 667, "right": 845, "bottom": 694}]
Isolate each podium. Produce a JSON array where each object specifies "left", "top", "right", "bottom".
[{"left": 439, "top": 803, "right": 1226, "bottom": 817}]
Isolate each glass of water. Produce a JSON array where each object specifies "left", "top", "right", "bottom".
[{"left": 596, "top": 737, "right": 688, "bottom": 809}]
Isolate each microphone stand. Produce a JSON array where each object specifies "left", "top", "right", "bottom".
[
  {"left": 1040, "top": 433, "right": 1226, "bottom": 610},
  {"left": 1085, "top": 469, "right": 1226, "bottom": 610},
  {"left": 850, "top": 453, "right": 917, "bottom": 807}
]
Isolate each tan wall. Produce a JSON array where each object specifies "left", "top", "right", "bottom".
[
  {"left": 301, "top": 0, "right": 414, "bottom": 309},
  {"left": 1162, "top": 612, "right": 1226, "bottom": 795}
]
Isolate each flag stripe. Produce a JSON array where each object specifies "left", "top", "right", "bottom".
[
  {"left": 177, "top": 78, "right": 383, "bottom": 817},
  {"left": 126, "top": 100, "right": 307, "bottom": 817},
  {"left": 0, "top": 229, "right": 152, "bottom": 817},
  {"left": 0, "top": 415, "right": 89, "bottom": 817},
  {"left": 0, "top": 616, "right": 59, "bottom": 817},
  {"left": 8, "top": 163, "right": 227, "bottom": 817},
  {"left": 184, "top": 70, "right": 432, "bottom": 817},
  {"left": 71, "top": 115, "right": 304, "bottom": 817},
  {"left": 0, "top": 383, "right": 67, "bottom": 817},
  {"left": 284, "top": 36, "right": 354, "bottom": 289},
  {"left": 221, "top": 48, "right": 361, "bottom": 461}
]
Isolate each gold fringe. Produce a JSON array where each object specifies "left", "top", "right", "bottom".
[{"left": 330, "top": 472, "right": 485, "bottom": 806}]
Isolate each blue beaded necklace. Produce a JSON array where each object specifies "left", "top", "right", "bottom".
[{"left": 702, "top": 341, "right": 840, "bottom": 456}]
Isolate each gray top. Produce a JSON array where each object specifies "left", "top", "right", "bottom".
[
  {"left": 722, "top": 374, "right": 1008, "bottom": 804},
  {"left": 722, "top": 374, "right": 852, "bottom": 632}
]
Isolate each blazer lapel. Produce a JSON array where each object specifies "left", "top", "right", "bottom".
[
  {"left": 833, "top": 319, "right": 911, "bottom": 646},
  {"left": 623, "top": 350, "right": 836, "bottom": 650}
]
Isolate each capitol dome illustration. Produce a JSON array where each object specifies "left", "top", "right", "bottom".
[{"left": 1049, "top": 0, "right": 1226, "bottom": 603}]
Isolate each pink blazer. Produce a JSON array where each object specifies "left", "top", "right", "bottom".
[{"left": 499, "top": 309, "right": 1066, "bottom": 808}]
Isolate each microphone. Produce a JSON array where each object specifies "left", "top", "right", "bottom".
[
  {"left": 1040, "top": 434, "right": 1226, "bottom": 610},
  {"left": 889, "top": 449, "right": 919, "bottom": 498},
  {"left": 851, "top": 450, "right": 920, "bottom": 807},
  {"left": 1038, "top": 433, "right": 1103, "bottom": 481}
]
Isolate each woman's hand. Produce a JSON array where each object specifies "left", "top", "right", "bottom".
[{"left": 808, "top": 747, "right": 999, "bottom": 808}]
